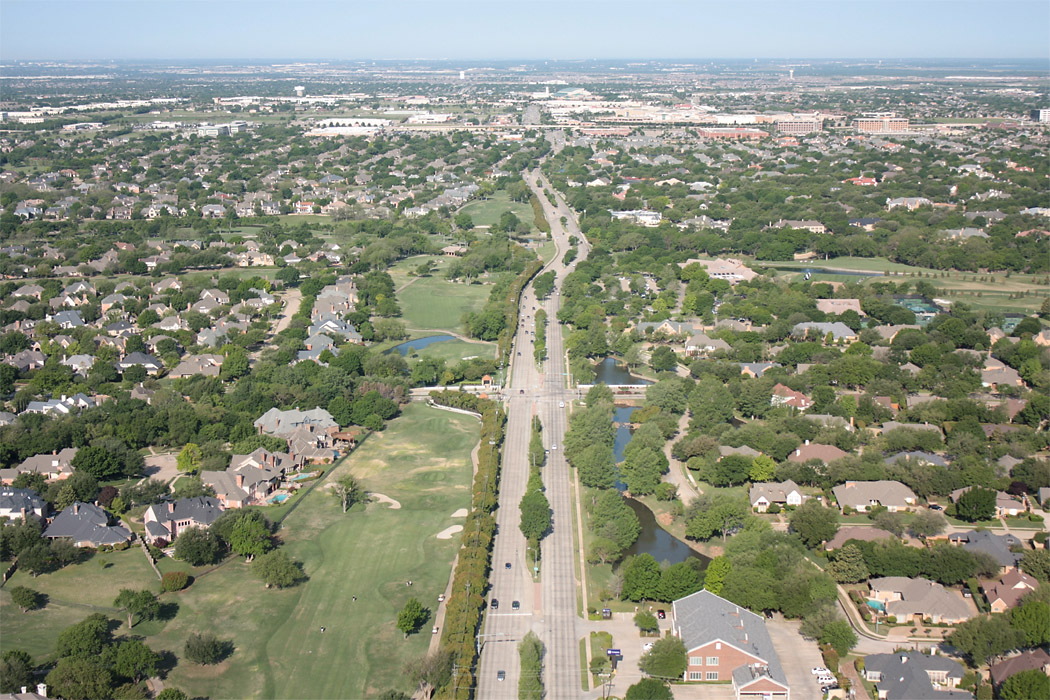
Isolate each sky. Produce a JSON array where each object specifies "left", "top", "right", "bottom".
[{"left": 1, "top": 0, "right": 1048, "bottom": 62}]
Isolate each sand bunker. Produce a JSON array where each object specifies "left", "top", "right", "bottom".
[
  {"left": 436, "top": 525, "right": 464, "bottom": 540},
  {"left": 450, "top": 508, "right": 469, "bottom": 518},
  {"left": 369, "top": 493, "right": 401, "bottom": 509}
]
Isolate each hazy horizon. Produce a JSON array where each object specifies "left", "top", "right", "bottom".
[{"left": 2, "top": 1, "right": 1048, "bottom": 63}]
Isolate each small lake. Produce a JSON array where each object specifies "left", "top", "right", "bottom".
[
  {"left": 593, "top": 357, "right": 653, "bottom": 386},
  {"left": 622, "top": 498, "right": 710, "bottom": 568},
  {"left": 386, "top": 334, "right": 455, "bottom": 356}
]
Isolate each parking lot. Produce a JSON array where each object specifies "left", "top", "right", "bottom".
[{"left": 765, "top": 613, "right": 827, "bottom": 700}]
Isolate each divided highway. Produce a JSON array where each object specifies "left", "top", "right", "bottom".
[{"left": 476, "top": 168, "right": 590, "bottom": 698}]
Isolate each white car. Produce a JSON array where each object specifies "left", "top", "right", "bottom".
[
  {"left": 558, "top": 401, "right": 564, "bottom": 408},
  {"left": 811, "top": 668, "right": 830, "bottom": 676},
  {"left": 551, "top": 444, "right": 557, "bottom": 450},
  {"left": 643, "top": 642, "right": 654, "bottom": 652}
]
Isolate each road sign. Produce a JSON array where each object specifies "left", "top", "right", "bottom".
[{"left": 606, "top": 649, "right": 620, "bottom": 656}]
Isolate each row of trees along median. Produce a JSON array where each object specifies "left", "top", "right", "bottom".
[
  {"left": 533, "top": 310, "right": 548, "bottom": 363},
  {"left": 429, "top": 391, "right": 506, "bottom": 700},
  {"left": 519, "top": 417, "right": 551, "bottom": 573},
  {"left": 497, "top": 259, "right": 544, "bottom": 364}
]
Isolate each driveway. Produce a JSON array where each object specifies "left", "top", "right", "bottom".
[{"left": 765, "top": 613, "right": 826, "bottom": 700}]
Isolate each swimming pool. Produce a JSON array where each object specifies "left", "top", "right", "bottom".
[
  {"left": 269, "top": 493, "right": 290, "bottom": 504},
  {"left": 288, "top": 471, "right": 318, "bottom": 482}
]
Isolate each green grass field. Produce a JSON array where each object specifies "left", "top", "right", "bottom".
[
  {"left": 459, "top": 192, "right": 538, "bottom": 232},
  {"left": 398, "top": 274, "right": 494, "bottom": 332},
  {"left": 0, "top": 403, "right": 478, "bottom": 699}
]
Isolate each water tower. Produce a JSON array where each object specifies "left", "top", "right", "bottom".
[{"left": 294, "top": 85, "right": 305, "bottom": 98}]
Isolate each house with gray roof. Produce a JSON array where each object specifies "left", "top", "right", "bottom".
[
  {"left": 143, "top": 497, "right": 224, "bottom": 544},
  {"left": 833, "top": 480, "right": 917, "bottom": 513},
  {"left": 672, "top": 589, "right": 789, "bottom": 699},
  {"left": 169, "top": 354, "right": 223, "bottom": 379},
  {"left": 884, "top": 451, "right": 948, "bottom": 467},
  {"left": 791, "top": 321, "right": 858, "bottom": 343},
  {"left": 868, "top": 577, "right": 973, "bottom": 624},
  {"left": 0, "top": 487, "right": 46, "bottom": 521},
  {"left": 989, "top": 648, "right": 1050, "bottom": 687},
  {"left": 254, "top": 407, "right": 338, "bottom": 437},
  {"left": 116, "top": 352, "right": 163, "bottom": 375},
  {"left": 44, "top": 502, "right": 131, "bottom": 548},
  {"left": 947, "top": 531, "right": 1022, "bottom": 570},
  {"left": 1, "top": 448, "right": 79, "bottom": 483},
  {"left": 864, "top": 651, "right": 970, "bottom": 699},
  {"left": 47, "top": 310, "right": 85, "bottom": 329}
]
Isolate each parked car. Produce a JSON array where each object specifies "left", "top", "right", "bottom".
[
  {"left": 657, "top": 609, "right": 666, "bottom": 619},
  {"left": 643, "top": 642, "right": 654, "bottom": 652},
  {"left": 437, "top": 594, "right": 445, "bottom": 602},
  {"left": 811, "top": 667, "right": 830, "bottom": 676},
  {"left": 432, "top": 626, "right": 439, "bottom": 634},
  {"left": 512, "top": 600, "right": 520, "bottom": 610}
]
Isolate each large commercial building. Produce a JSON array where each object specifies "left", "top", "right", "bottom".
[
  {"left": 775, "top": 118, "right": 822, "bottom": 134},
  {"left": 1031, "top": 109, "right": 1050, "bottom": 122},
  {"left": 854, "top": 113, "right": 910, "bottom": 134}
]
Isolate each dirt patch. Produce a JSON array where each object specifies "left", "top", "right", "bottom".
[
  {"left": 435, "top": 525, "right": 463, "bottom": 540},
  {"left": 450, "top": 508, "right": 468, "bottom": 518},
  {"left": 656, "top": 512, "right": 673, "bottom": 527},
  {"left": 369, "top": 493, "right": 401, "bottom": 510}
]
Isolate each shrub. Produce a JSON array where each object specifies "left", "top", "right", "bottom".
[
  {"left": 767, "top": 503, "right": 782, "bottom": 514},
  {"left": 183, "top": 632, "right": 227, "bottom": 665},
  {"left": 161, "top": 571, "right": 189, "bottom": 592}
]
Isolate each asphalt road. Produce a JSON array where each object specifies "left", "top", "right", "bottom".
[{"left": 476, "top": 168, "right": 589, "bottom": 699}]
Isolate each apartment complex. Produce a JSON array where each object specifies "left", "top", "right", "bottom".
[{"left": 854, "top": 113, "right": 910, "bottom": 134}]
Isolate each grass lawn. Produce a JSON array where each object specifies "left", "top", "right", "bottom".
[
  {"left": 1, "top": 403, "right": 478, "bottom": 700},
  {"left": 459, "top": 191, "right": 538, "bottom": 233},
  {"left": 398, "top": 274, "right": 495, "bottom": 333}
]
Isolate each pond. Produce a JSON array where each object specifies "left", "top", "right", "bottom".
[
  {"left": 612, "top": 406, "right": 638, "bottom": 466},
  {"left": 622, "top": 498, "right": 710, "bottom": 568},
  {"left": 386, "top": 334, "right": 456, "bottom": 356},
  {"left": 593, "top": 357, "right": 653, "bottom": 386}
]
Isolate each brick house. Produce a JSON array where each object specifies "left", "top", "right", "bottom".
[{"left": 672, "top": 590, "right": 789, "bottom": 699}]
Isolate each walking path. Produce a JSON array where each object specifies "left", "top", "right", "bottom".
[{"left": 661, "top": 412, "right": 702, "bottom": 504}]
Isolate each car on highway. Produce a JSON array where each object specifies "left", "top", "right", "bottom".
[
  {"left": 490, "top": 598, "right": 499, "bottom": 609},
  {"left": 558, "top": 401, "right": 564, "bottom": 408},
  {"left": 505, "top": 562, "right": 511, "bottom": 569},
  {"left": 551, "top": 444, "right": 557, "bottom": 450},
  {"left": 497, "top": 670, "right": 506, "bottom": 682},
  {"left": 512, "top": 600, "right": 520, "bottom": 610}
]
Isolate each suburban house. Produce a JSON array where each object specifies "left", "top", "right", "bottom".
[
  {"left": 671, "top": 589, "right": 789, "bottom": 700},
  {"left": 116, "top": 352, "right": 164, "bottom": 375},
  {"left": 948, "top": 487, "right": 1025, "bottom": 517},
  {"left": 770, "top": 383, "right": 813, "bottom": 411},
  {"left": 868, "top": 577, "right": 973, "bottom": 624},
  {"left": 254, "top": 407, "right": 339, "bottom": 438},
  {"left": 169, "top": 354, "right": 224, "bottom": 379},
  {"left": 0, "top": 487, "right": 47, "bottom": 521},
  {"left": 863, "top": 651, "right": 970, "bottom": 699},
  {"left": 947, "top": 531, "right": 1023, "bottom": 571},
  {"left": 201, "top": 462, "right": 283, "bottom": 509},
  {"left": 749, "top": 480, "right": 806, "bottom": 512},
  {"left": 815, "top": 299, "right": 865, "bottom": 316},
  {"left": 884, "top": 451, "right": 948, "bottom": 468},
  {"left": 791, "top": 321, "right": 858, "bottom": 343},
  {"left": 683, "top": 333, "right": 731, "bottom": 357},
  {"left": 677, "top": 257, "right": 758, "bottom": 284},
  {"left": 143, "top": 497, "right": 225, "bottom": 545},
  {"left": 989, "top": 649, "right": 1050, "bottom": 688},
  {"left": 0, "top": 448, "right": 79, "bottom": 483},
  {"left": 825, "top": 526, "right": 896, "bottom": 551},
  {"left": 788, "top": 442, "right": 849, "bottom": 465},
  {"left": 982, "top": 569, "right": 1040, "bottom": 613},
  {"left": 833, "top": 480, "right": 917, "bottom": 513},
  {"left": 44, "top": 502, "right": 132, "bottom": 548},
  {"left": 737, "top": 362, "right": 780, "bottom": 378}
]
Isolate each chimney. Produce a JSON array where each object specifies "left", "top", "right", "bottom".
[
  {"left": 167, "top": 502, "right": 175, "bottom": 513},
  {"left": 73, "top": 503, "right": 79, "bottom": 515},
  {"left": 236, "top": 474, "right": 244, "bottom": 488},
  {"left": 795, "top": 448, "right": 801, "bottom": 457},
  {"left": 850, "top": 415, "right": 855, "bottom": 427},
  {"left": 804, "top": 439, "right": 810, "bottom": 446},
  {"left": 37, "top": 683, "right": 47, "bottom": 698}
]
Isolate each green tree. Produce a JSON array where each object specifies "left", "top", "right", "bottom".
[
  {"left": 176, "top": 443, "right": 202, "bottom": 473},
  {"left": 396, "top": 597, "right": 428, "bottom": 638},
  {"left": 519, "top": 489, "right": 552, "bottom": 542},
  {"left": 403, "top": 649, "right": 453, "bottom": 700},
  {"left": 574, "top": 443, "right": 617, "bottom": 489},
  {"left": 45, "top": 657, "right": 113, "bottom": 700},
  {"left": 71, "top": 445, "right": 124, "bottom": 481},
  {"left": 639, "top": 636, "right": 687, "bottom": 680},
  {"left": 0, "top": 650, "right": 34, "bottom": 693},
  {"left": 332, "top": 474, "right": 362, "bottom": 513},
  {"left": 1010, "top": 599, "right": 1050, "bottom": 646},
  {"left": 622, "top": 554, "right": 662, "bottom": 602},
  {"left": 625, "top": 678, "right": 672, "bottom": 700},
  {"left": 183, "top": 632, "right": 227, "bottom": 665},
  {"left": 156, "top": 689, "right": 189, "bottom": 700},
  {"left": 590, "top": 490, "right": 641, "bottom": 552},
  {"left": 174, "top": 527, "right": 224, "bottom": 566},
  {"left": 909, "top": 509, "right": 947, "bottom": 538},
  {"left": 54, "top": 613, "right": 111, "bottom": 658},
  {"left": 108, "top": 639, "right": 160, "bottom": 682},
  {"left": 703, "top": 556, "right": 730, "bottom": 595},
  {"left": 947, "top": 614, "right": 1025, "bottom": 666},
  {"left": 789, "top": 501, "right": 839, "bottom": 548},
  {"left": 749, "top": 455, "right": 777, "bottom": 482},
  {"left": 9, "top": 586, "right": 42, "bottom": 612},
  {"left": 955, "top": 487, "right": 997, "bottom": 522},
  {"left": 686, "top": 497, "right": 749, "bottom": 542},
  {"left": 634, "top": 610, "right": 659, "bottom": 634},
  {"left": 1020, "top": 549, "right": 1050, "bottom": 582},
  {"left": 650, "top": 346, "right": 677, "bottom": 373},
  {"left": 16, "top": 541, "right": 53, "bottom": 577},
  {"left": 518, "top": 631, "right": 544, "bottom": 700},
  {"left": 998, "top": 669, "right": 1050, "bottom": 700},
  {"left": 228, "top": 516, "right": 272, "bottom": 561},
  {"left": 659, "top": 561, "right": 702, "bottom": 602},
  {"left": 252, "top": 550, "right": 306, "bottom": 589},
  {"left": 827, "top": 544, "right": 870, "bottom": 583},
  {"left": 113, "top": 589, "right": 160, "bottom": 629},
  {"left": 818, "top": 619, "right": 858, "bottom": 656}
]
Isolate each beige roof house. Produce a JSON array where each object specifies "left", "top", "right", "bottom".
[
  {"left": 1, "top": 448, "right": 79, "bottom": 483},
  {"left": 983, "top": 569, "right": 1040, "bottom": 613},
  {"left": 816, "top": 299, "right": 865, "bottom": 316},
  {"left": 749, "top": 480, "right": 806, "bottom": 512},
  {"left": 868, "top": 577, "right": 973, "bottom": 624},
  {"left": 788, "top": 442, "right": 848, "bottom": 464},
  {"left": 833, "top": 480, "right": 917, "bottom": 513}
]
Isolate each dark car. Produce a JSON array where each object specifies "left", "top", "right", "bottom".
[
  {"left": 512, "top": 600, "right": 520, "bottom": 610},
  {"left": 929, "top": 504, "right": 944, "bottom": 511},
  {"left": 490, "top": 598, "right": 499, "bottom": 609},
  {"left": 657, "top": 609, "right": 666, "bottom": 619},
  {"left": 505, "top": 562, "right": 511, "bottom": 569},
  {"left": 497, "top": 670, "right": 506, "bottom": 682}
]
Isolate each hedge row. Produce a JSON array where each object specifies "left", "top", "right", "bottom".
[
  {"left": 434, "top": 394, "right": 506, "bottom": 699},
  {"left": 529, "top": 193, "right": 551, "bottom": 234},
  {"left": 533, "top": 310, "right": 548, "bottom": 363},
  {"left": 497, "top": 259, "right": 544, "bottom": 363}
]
